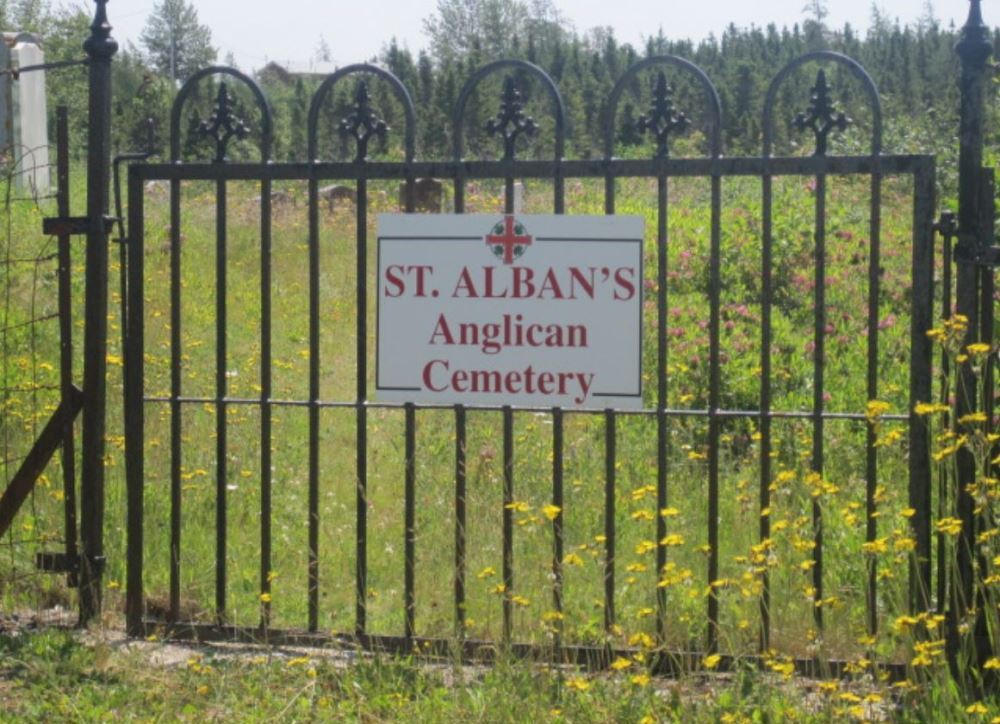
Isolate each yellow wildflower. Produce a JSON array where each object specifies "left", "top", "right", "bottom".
[{"left": 935, "top": 517, "right": 963, "bottom": 536}]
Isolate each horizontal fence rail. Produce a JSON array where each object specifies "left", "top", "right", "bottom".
[{"left": 123, "top": 52, "right": 937, "bottom": 676}]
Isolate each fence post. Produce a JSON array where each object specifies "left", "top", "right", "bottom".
[
  {"left": 951, "top": 0, "right": 993, "bottom": 681},
  {"left": 78, "top": 0, "right": 117, "bottom": 625}
]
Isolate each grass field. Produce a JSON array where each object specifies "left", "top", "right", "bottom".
[{"left": 1, "top": 169, "right": 998, "bottom": 719}]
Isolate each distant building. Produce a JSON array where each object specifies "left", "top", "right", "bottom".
[{"left": 257, "top": 60, "right": 339, "bottom": 85}]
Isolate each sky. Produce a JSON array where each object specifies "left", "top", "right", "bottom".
[{"left": 105, "top": 0, "right": 973, "bottom": 72}]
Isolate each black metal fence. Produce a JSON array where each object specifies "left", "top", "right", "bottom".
[
  {"left": 5, "top": 0, "right": 998, "bottom": 683},
  {"left": 116, "top": 33, "right": 942, "bottom": 675}
]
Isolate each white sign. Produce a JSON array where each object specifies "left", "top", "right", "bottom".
[{"left": 376, "top": 213, "right": 644, "bottom": 409}]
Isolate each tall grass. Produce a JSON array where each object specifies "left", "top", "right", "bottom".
[{"left": 4, "top": 171, "right": 1000, "bottom": 719}]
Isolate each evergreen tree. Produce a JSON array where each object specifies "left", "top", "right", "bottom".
[{"left": 140, "top": 0, "right": 217, "bottom": 84}]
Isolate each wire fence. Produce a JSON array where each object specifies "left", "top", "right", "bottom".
[{"left": 0, "top": 143, "right": 77, "bottom": 617}]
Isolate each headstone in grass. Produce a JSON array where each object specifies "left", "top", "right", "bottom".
[
  {"left": 0, "top": 32, "right": 49, "bottom": 194},
  {"left": 318, "top": 183, "right": 356, "bottom": 211},
  {"left": 398, "top": 177, "right": 444, "bottom": 212}
]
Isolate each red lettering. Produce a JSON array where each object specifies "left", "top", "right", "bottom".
[
  {"left": 538, "top": 268, "right": 565, "bottom": 299},
  {"left": 452, "top": 268, "right": 479, "bottom": 298},
  {"left": 613, "top": 267, "right": 636, "bottom": 301},
  {"left": 537, "top": 371, "right": 554, "bottom": 394},
  {"left": 505, "top": 369, "right": 522, "bottom": 393},
  {"left": 428, "top": 314, "right": 455, "bottom": 346},
  {"left": 422, "top": 359, "right": 448, "bottom": 391},
  {"left": 512, "top": 267, "right": 535, "bottom": 298},
  {"left": 384, "top": 265, "right": 406, "bottom": 297},
  {"left": 409, "top": 265, "right": 433, "bottom": 297},
  {"left": 568, "top": 267, "right": 596, "bottom": 299},
  {"left": 483, "top": 267, "right": 508, "bottom": 298}
]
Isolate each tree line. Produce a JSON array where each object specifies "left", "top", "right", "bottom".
[{"left": 2, "top": 0, "right": 996, "bottom": 178}]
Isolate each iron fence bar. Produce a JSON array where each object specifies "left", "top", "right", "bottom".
[
  {"left": 4, "top": 58, "right": 88, "bottom": 78},
  {"left": 55, "top": 106, "right": 78, "bottom": 589},
  {"left": 811, "top": 172, "right": 827, "bottom": 633},
  {"left": 455, "top": 405, "right": 467, "bottom": 639},
  {"left": 604, "top": 408, "right": 616, "bottom": 633},
  {"left": 937, "top": 213, "right": 954, "bottom": 615},
  {"left": 79, "top": 0, "right": 117, "bottom": 624},
  {"left": 307, "top": 170, "right": 320, "bottom": 632},
  {"left": 259, "top": 177, "right": 273, "bottom": 630},
  {"left": 453, "top": 166, "right": 467, "bottom": 643},
  {"left": 214, "top": 178, "right": 229, "bottom": 625},
  {"left": 972, "top": 168, "right": 996, "bottom": 661},
  {"left": 980, "top": 169, "right": 996, "bottom": 472},
  {"left": 952, "top": 1, "right": 991, "bottom": 674},
  {"left": 0, "top": 315, "right": 59, "bottom": 333},
  {"left": 404, "top": 402, "right": 416, "bottom": 640},
  {"left": 655, "top": 173, "right": 669, "bottom": 641},
  {"left": 759, "top": 171, "right": 774, "bottom": 652},
  {"left": 141, "top": 395, "right": 915, "bottom": 421},
  {"left": 132, "top": 155, "right": 933, "bottom": 182},
  {"left": 865, "top": 168, "right": 882, "bottom": 639},
  {"left": 131, "top": 620, "right": 911, "bottom": 681},
  {"left": 909, "top": 161, "right": 936, "bottom": 615},
  {"left": 707, "top": 172, "right": 722, "bottom": 654},
  {"left": 552, "top": 406, "right": 564, "bottom": 653},
  {"left": 552, "top": 128, "right": 565, "bottom": 654},
  {"left": 502, "top": 405, "right": 514, "bottom": 644},
  {"left": 554, "top": 160, "right": 564, "bottom": 213},
  {"left": 356, "top": 175, "right": 369, "bottom": 637},
  {"left": 603, "top": 167, "right": 614, "bottom": 213},
  {"left": 169, "top": 176, "right": 182, "bottom": 622},
  {"left": 124, "top": 167, "right": 145, "bottom": 635}
]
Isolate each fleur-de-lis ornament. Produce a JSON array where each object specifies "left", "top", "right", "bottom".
[
  {"left": 793, "top": 69, "right": 851, "bottom": 157},
  {"left": 636, "top": 72, "right": 689, "bottom": 159},
  {"left": 485, "top": 76, "right": 538, "bottom": 161},
  {"left": 339, "top": 80, "right": 388, "bottom": 162},
  {"left": 198, "top": 82, "right": 250, "bottom": 163}
]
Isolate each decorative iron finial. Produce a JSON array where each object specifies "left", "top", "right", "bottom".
[
  {"left": 636, "top": 71, "right": 689, "bottom": 159},
  {"left": 338, "top": 80, "right": 389, "bottom": 162},
  {"left": 198, "top": 82, "right": 250, "bottom": 163},
  {"left": 956, "top": 0, "right": 992, "bottom": 67},
  {"left": 83, "top": 0, "right": 118, "bottom": 59},
  {"left": 792, "top": 69, "right": 851, "bottom": 157},
  {"left": 485, "top": 76, "right": 538, "bottom": 161}
]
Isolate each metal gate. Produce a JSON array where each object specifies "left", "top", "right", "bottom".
[{"left": 121, "top": 48, "right": 937, "bottom": 676}]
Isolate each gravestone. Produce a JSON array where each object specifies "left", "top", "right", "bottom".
[
  {"left": 0, "top": 32, "right": 48, "bottom": 193},
  {"left": 398, "top": 177, "right": 443, "bottom": 212},
  {"left": 513, "top": 181, "right": 524, "bottom": 212},
  {"left": 318, "top": 183, "right": 356, "bottom": 211}
]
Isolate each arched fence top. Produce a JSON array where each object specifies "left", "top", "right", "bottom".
[
  {"left": 603, "top": 55, "right": 723, "bottom": 160},
  {"left": 452, "top": 59, "right": 566, "bottom": 163},
  {"left": 170, "top": 66, "right": 273, "bottom": 163},
  {"left": 307, "top": 63, "right": 416, "bottom": 163},
  {"left": 162, "top": 52, "right": 884, "bottom": 165},
  {"left": 762, "top": 51, "right": 882, "bottom": 158}
]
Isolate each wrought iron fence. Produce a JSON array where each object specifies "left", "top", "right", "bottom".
[{"left": 119, "top": 42, "right": 939, "bottom": 677}]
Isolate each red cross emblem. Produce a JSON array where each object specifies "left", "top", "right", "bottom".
[{"left": 485, "top": 215, "right": 532, "bottom": 264}]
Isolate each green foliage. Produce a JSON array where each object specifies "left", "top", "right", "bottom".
[
  {"left": 237, "top": 0, "right": 981, "bottom": 199},
  {"left": 139, "top": 0, "right": 217, "bottom": 84},
  {"left": 1, "top": 629, "right": 999, "bottom": 721}
]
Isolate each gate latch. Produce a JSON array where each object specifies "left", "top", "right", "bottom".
[
  {"left": 937, "top": 212, "right": 1000, "bottom": 267},
  {"left": 42, "top": 215, "right": 118, "bottom": 237},
  {"left": 952, "top": 233, "right": 1000, "bottom": 267}
]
